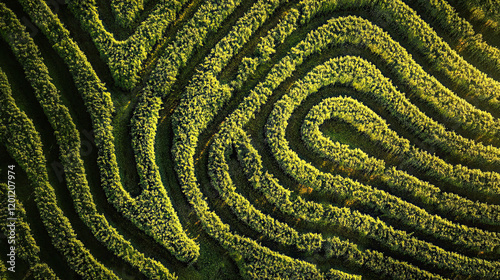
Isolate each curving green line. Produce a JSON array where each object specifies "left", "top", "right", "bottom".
[
  {"left": 302, "top": 96, "right": 500, "bottom": 225},
  {"left": 0, "top": 69, "right": 118, "bottom": 279}
]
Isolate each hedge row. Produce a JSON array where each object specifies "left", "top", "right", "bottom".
[
  {"left": 129, "top": 0, "right": 299, "bottom": 264},
  {"left": 194, "top": 16, "right": 444, "bottom": 275},
  {"left": 408, "top": 0, "right": 500, "bottom": 75},
  {"left": 302, "top": 97, "right": 500, "bottom": 225},
  {"left": 131, "top": 0, "right": 287, "bottom": 225},
  {"left": 295, "top": 16, "right": 500, "bottom": 167},
  {"left": 448, "top": 0, "right": 500, "bottom": 40},
  {"left": 129, "top": 0, "right": 333, "bottom": 277},
  {"left": 300, "top": 0, "right": 500, "bottom": 112},
  {"left": 233, "top": 131, "right": 441, "bottom": 280},
  {"left": 0, "top": 184, "right": 59, "bottom": 279},
  {"left": 169, "top": 2, "right": 442, "bottom": 274},
  {"left": 169, "top": 0, "right": 286, "bottom": 138},
  {"left": 17, "top": 0, "right": 198, "bottom": 263},
  {"left": 232, "top": 7, "right": 300, "bottom": 89},
  {"left": 111, "top": 0, "right": 149, "bottom": 28},
  {"left": 130, "top": 0, "right": 270, "bottom": 265},
  {"left": 167, "top": 0, "right": 350, "bottom": 278},
  {"left": 227, "top": 12, "right": 500, "bottom": 168},
  {"left": 235, "top": 0, "right": 500, "bottom": 125},
  {"left": 188, "top": 12, "right": 500, "bottom": 274},
  {"left": 0, "top": 5, "right": 179, "bottom": 278},
  {"left": 208, "top": 127, "right": 323, "bottom": 252},
  {"left": 313, "top": 15, "right": 500, "bottom": 143},
  {"left": 69, "top": 0, "right": 187, "bottom": 89},
  {"left": 265, "top": 55, "right": 500, "bottom": 257},
  {"left": 131, "top": 0, "right": 250, "bottom": 204},
  {"left": 0, "top": 69, "right": 117, "bottom": 279}
]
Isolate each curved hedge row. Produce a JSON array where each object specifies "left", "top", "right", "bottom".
[
  {"left": 17, "top": 0, "right": 199, "bottom": 264},
  {"left": 185, "top": 11, "right": 500, "bottom": 272},
  {"left": 193, "top": 14, "right": 448, "bottom": 274},
  {"left": 303, "top": 15, "right": 500, "bottom": 144},
  {"left": 300, "top": 0, "right": 500, "bottom": 112},
  {"left": 130, "top": 0, "right": 251, "bottom": 207},
  {"left": 167, "top": 1, "right": 500, "bottom": 274},
  {"left": 209, "top": 131, "right": 323, "bottom": 252},
  {"left": 0, "top": 69, "right": 117, "bottom": 279},
  {"left": 232, "top": 7, "right": 300, "bottom": 89},
  {"left": 0, "top": 4, "right": 179, "bottom": 278},
  {"left": 302, "top": 97, "right": 500, "bottom": 225},
  {"left": 167, "top": 1, "right": 363, "bottom": 278},
  {"left": 449, "top": 0, "right": 500, "bottom": 43},
  {"left": 0, "top": 184, "right": 59, "bottom": 279},
  {"left": 129, "top": 0, "right": 276, "bottom": 265},
  {"left": 408, "top": 0, "right": 500, "bottom": 76},
  {"left": 69, "top": 0, "right": 188, "bottom": 89},
  {"left": 226, "top": 10, "right": 500, "bottom": 183},
  {"left": 195, "top": 13, "right": 500, "bottom": 169},
  {"left": 232, "top": 128, "right": 442, "bottom": 280},
  {"left": 265, "top": 56, "right": 500, "bottom": 258},
  {"left": 277, "top": 15, "right": 500, "bottom": 167}
]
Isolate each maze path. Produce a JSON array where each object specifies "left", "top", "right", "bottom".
[
  {"left": 0, "top": 68, "right": 118, "bottom": 279},
  {"left": 1, "top": 0, "right": 499, "bottom": 279},
  {"left": 0, "top": 183, "right": 59, "bottom": 279}
]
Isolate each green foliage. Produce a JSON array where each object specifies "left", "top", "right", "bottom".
[
  {"left": 300, "top": 0, "right": 500, "bottom": 112},
  {"left": 303, "top": 96, "right": 500, "bottom": 225},
  {"left": 0, "top": 183, "right": 59, "bottom": 279},
  {"left": 111, "top": 0, "right": 146, "bottom": 28},
  {"left": 0, "top": 4, "right": 178, "bottom": 278},
  {"left": 266, "top": 55, "right": 500, "bottom": 254},
  {"left": 209, "top": 128, "right": 323, "bottom": 252},
  {"left": 234, "top": 130, "right": 442, "bottom": 279},
  {"left": 69, "top": 0, "right": 187, "bottom": 89},
  {"left": 0, "top": 68, "right": 117, "bottom": 279},
  {"left": 169, "top": 0, "right": 359, "bottom": 278},
  {"left": 17, "top": 0, "right": 198, "bottom": 265},
  {"left": 2, "top": 0, "right": 500, "bottom": 278}
]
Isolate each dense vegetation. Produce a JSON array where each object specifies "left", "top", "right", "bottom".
[{"left": 0, "top": 0, "right": 499, "bottom": 279}]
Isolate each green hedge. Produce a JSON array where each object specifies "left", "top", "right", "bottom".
[
  {"left": 0, "top": 69, "right": 117, "bottom": 279},
  {"left": 265, "top": 56, "right": 500, "bottom": 278},
  {"left": 302, "top": 96, "right": 500, "bottom": 225},
  {"left": 192, "top": 13, "right": 444, "bottom": 274},
  {"left": 0, "top": 183, "right": 59, "bottom": 279},
  {"left": 233, "top": 129, "right": 441, "bottom": 280},
  {"left": 232, "top": 7, "right": 300, "bottom": 89},
  {"left": 408, "top": 0, "right": 500, "bottom": 76},
  {"left": 209, "top": 127, "right": 323, "bottom": 252},
  {"left": 0, "top": 4, "right": 178, "bottom": 278},
  {"left": 18, "top": 0, "right": 198, "bottom": 263},
  {"left": 300, "top": 0, "right": 500, "bottom": 112},
  {"left": 69, "top": 0, "right": 187, "bottom": 89},
  {"left": 185, "top": 7, "right": 500, "bottom": 273},
  {"left": 168, "top": 0, "right": 352, "bottom": 278},
  {"left": 274, "top": 15, "right": 500, "bottom": 167}
]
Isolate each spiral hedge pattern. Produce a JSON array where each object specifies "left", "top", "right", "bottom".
[{"left": 1, "top": 0, "right": 499, "bottom": 279}]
